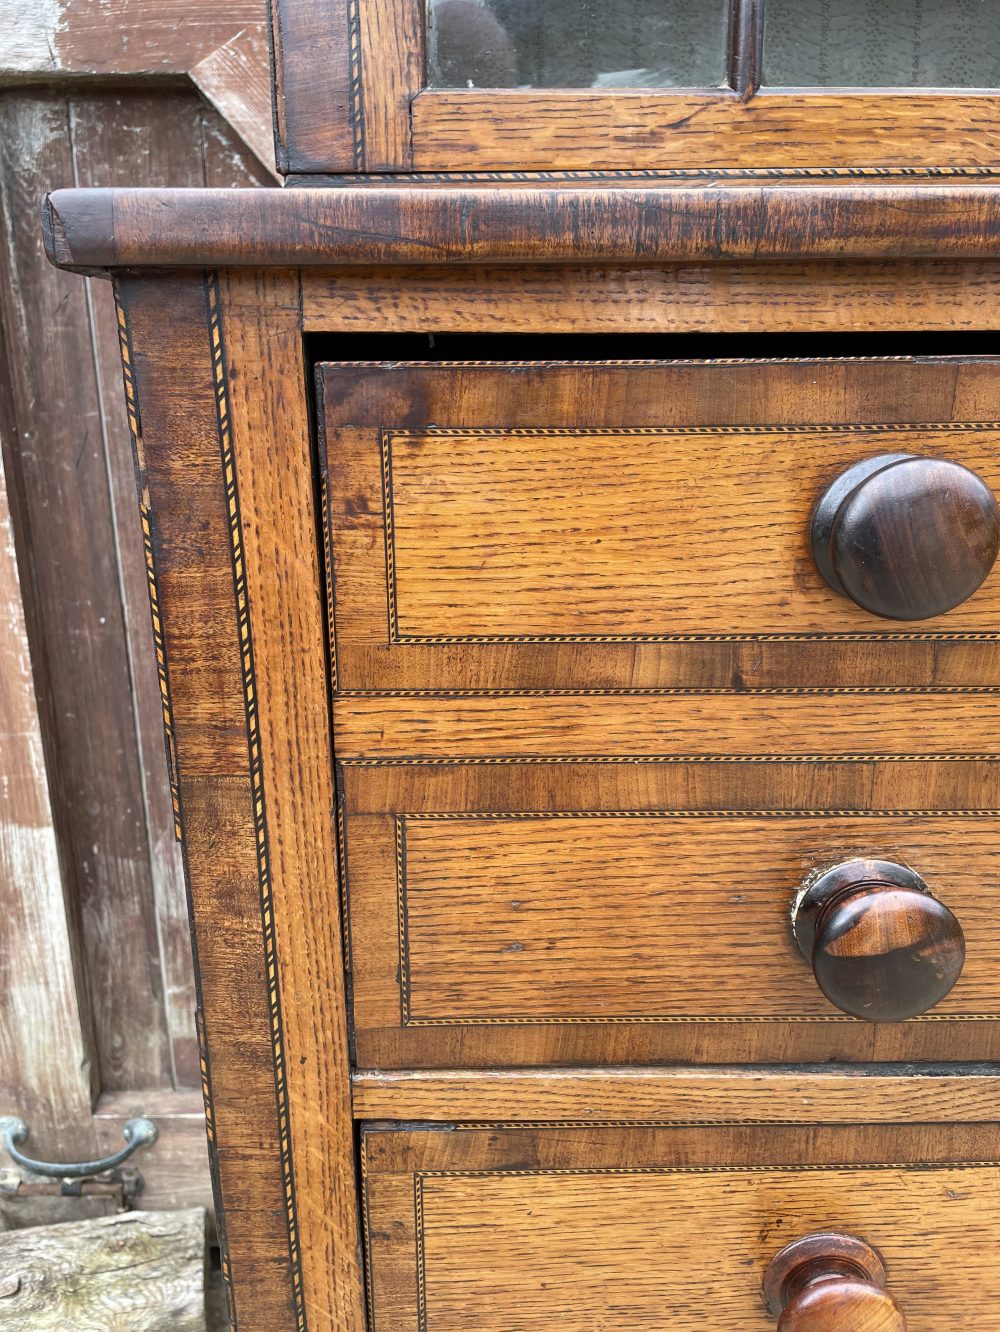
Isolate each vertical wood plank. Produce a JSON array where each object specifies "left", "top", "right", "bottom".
[
  {"left": 357, "top": 0, "right": 422, "bottom": 170},
  {"left": 0, "top": 89, "right": 172, "bottom": 1092},
  {"left": 268, "top": 0, "right": 356, "bottom": 172},
  {"left": 70, "top": 88, "right": 213, "bottom": 1091},
  {"left": 219, "top": 268, "right": 365, "bottom": 1331},
  {"left": 120, "top": 271, "right": 297, "bottom": 1332},
  {"left": 119, "top": 268, "right": 363, "bottom": 1329},
  {"left": 0, "top": 441, "right": 97, "bottom": 1158}
]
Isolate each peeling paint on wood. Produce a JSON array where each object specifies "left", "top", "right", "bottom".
[{"left": 1, "top": 1, "right": 263, "bottom": 78}]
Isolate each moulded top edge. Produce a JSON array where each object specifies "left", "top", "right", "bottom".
[{"left": 42, "top": 181, "right": 1000, "bottom": 274}]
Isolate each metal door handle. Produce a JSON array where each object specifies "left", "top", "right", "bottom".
[{"left": 0, "top": 1116, "right": 157, "bottom": 1178}]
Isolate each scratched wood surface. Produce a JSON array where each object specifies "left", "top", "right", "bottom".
[
  {"left": 118, "top": 270, "right": 364, "bottom": 1330},
  {"left": 345, "top": 813, "right": 1000, "bottom": 1026},
  {"left": 351, "top": 1067, "right": 1000, "bottom": 1123},
  {"left": 410, "top": 90, "right": 1000, "bottom": 171},
  {"left": 361, "top": 1124, "right": 1000, "bottom": 1332},
  {"left": 43, "top": 182, "right": 1000, "bottom": 270},
  {"left": 302, "top": 262, "right": 1000, "bottom": 335}
]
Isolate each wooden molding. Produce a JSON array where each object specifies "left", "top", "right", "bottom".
[
  {"left": 189, "top": 26, "right": 280, "bottom": 181},
  {"left": 42, "top": 180, "right": 1000, "bottom": 272},
  {"left": 352, "top": 1067, "right": 1000, "bottom": 1124}
]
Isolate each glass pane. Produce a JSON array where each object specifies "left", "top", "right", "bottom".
[
  {"left": 426, "top": 0, "right": 729, "bottom": 89},
  {"left": 766, "top": 0, "right": 1000, "bottom": 88}
]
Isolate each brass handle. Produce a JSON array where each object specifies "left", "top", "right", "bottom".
[
  {"left": 764, "top": 1233, "right": 906, "bottom": 1331},
  {"left": 792, "top": 858, "right": 965, "bottom": 1022},
  {"left": 811, "top": 453, "right": 1000, "bottom": 619}
]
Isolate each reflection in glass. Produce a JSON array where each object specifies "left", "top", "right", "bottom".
[
  {"left": 426, "top": 0, "right": 728, "bottom": 89},
  {"left": 766, "top": 0, "right": 1000, "bottom": 88}
]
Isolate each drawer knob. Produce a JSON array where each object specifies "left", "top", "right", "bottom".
[
  {"left": 811, "top": 453, "right": 1000, "bottom": 619},
  {"left": 792, "top": 858, "right": 965, "bottom": 1022},
  {"left": 764, "top": 1233, "right": 906, "bottom": 1331}
]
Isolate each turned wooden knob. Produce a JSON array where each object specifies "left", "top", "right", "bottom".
[
  {"left": 811, "top": 453, "right": 1000, "bottom": 619},
  {"left": 792, "top": 859, "right": 965, "bottom": 1022},
  {"left": 764, "top": 1234, "right": 906, "bottom": 1331}
]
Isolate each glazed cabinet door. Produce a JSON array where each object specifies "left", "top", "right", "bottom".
[{"left": 271, "top": 0, "right": 1000, "bottom": 172}]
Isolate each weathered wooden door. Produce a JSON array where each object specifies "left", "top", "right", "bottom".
[{"left": 0, "top": 0, "right": 274, "bottom": 1222}]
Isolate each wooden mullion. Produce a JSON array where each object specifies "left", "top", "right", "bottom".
[{"left": 729, "top": 0, "right": 766, "bottom": 99}]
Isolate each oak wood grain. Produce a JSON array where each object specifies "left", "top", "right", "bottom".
[
  {"left": 356, "top": 0, "right": 421, "bottom": 171},
  {"left": 344, "top": 814, "right": 1000, "bottom": 1039},
  {"left": 361, "top": 1124, "right": 1000, "bottom": 1332},
  {"left": 351, "top": 1068, "right": 1000, "bottom": 1124},
  {"left": 319, "top": 357, "right": 1000, "bottom": 691},
  {"left": 303, "top": 262, "right": 1000, "bottom": 335},
  {"left": 340, "top": 758, "right": 1000, "bottom": 815},
  {"left": 333, "top": 693, "right": 1000, "bottom": 757},
  {"left": 117, "top": 273, "right": 319, "bottom": 1330},
  {"left": 411, "top": 89, "right": 1000, "bottom": 172},
  {"left": 218, "top": 269, "right": 365, "bottom": 1331},
  {"left": 266, "top": 0, "right": 1000, "bottom": 175},
  {"left": 268, "top": 0, "right": 355, "bottom": 173}
]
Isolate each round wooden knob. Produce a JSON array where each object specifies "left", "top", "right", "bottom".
[
  {"left": 764, "top": 1234, "right": 906, "bottom": 1331},
  {"left": 792, "top": 859, "right": 965, "bottom": 1022},
  {"left": 811, "top": 453, "right": 1000, "bottom": 619}
]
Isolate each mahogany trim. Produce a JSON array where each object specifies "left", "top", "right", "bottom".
[{"left": 43, "top": 181, "right": 1000, "bottom": 272}]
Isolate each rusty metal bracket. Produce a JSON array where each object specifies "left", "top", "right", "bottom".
[{"left": 0, "top": 1117, "right": 157, "bottom": 1211}]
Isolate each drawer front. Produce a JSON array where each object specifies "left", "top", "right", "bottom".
[
  {"left": 361, "top": 1123, "right": 1000, "bottom": 1331},
  {"left": 319, "top": 356, "right": 1000, "bottom": 691},
  {"left": 342, "top": 758, "right": 1000, "bottom": 1068}
]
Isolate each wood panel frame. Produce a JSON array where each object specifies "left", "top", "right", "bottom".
[
  {"left": 269, "top": 0, "right": 1000, "bottom": 174},
  {"left": 342, "top": 800, "right": 1000, "bottom": 1069},
  {"left": 115, "top": 269, "right": 364, "bottom": 1332},
  {"left": 318, "top": 356, "right": 1000, "bottom": 693},
  {"left": 359, "top": 1123, "right": 1000, "bottom": 1332}
]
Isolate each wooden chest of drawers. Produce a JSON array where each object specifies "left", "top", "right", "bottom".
[{"left": 42, "top": 2, "right": 1000, "bottom": 1326}]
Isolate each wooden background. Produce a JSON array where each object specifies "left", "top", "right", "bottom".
[{"left": 0, "top": 2, "right": 273, "bottom": 1219}]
